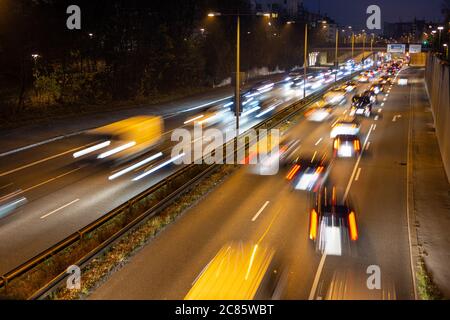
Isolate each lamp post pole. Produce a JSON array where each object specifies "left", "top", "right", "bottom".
[
  {"left": 235, "top": 15, "right": 240, "bottom": 134},
  {"left": 335, "top": 29, "right": 339, "bottom": 82},
  {"left": 304, "top": 23, "right": 308, "bottom": 99}
]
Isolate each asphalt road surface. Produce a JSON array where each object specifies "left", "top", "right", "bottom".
[{"left": 90, "top": 67, "right": 422, "bottom": 300}]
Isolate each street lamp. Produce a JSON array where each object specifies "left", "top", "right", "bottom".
[
  {"left": 335, "top": 28, "right": 339, "bottom": 82},
  {"left": 362, "top": 30, "right": 366, "bottom": 60},
  {"left": 438, "top": 26, "right": 444, "bottom": 48},
  {"left": 444, "top": 43, "right": 449, "bottom": 60},
  {"left": 304, "top": 23, "right": 308, "bottom": 99},
  {"left": 207, "top": 11, "right": 271, "bottom": 133}
]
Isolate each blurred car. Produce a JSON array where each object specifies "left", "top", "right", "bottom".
[
  {"left": 333, "top": 134, "right": 361, "bottom": 158},
  {"left": 323, "top": 88, "right": 347, "bottom": 105},
  {"left": 74, "top": 116, "right": 164, "bottom": 166},
  {"left": 379, "top": 75, "right": 393, "bottom": 85},
  {"left": 305, "top": 101, "right": 333, "bottom": 122},
  {"left": 370, "top": 82, "right": 385, "bottom": 95},
  {"left": 342, "top": 80, "right": 357, "bottom": 92},
  {"left": 357, "top": 72, "right": 369, "bottom": 83},
  {"left": 185, "top": 242, "right": 285, "bottom": 300},
  {"left": 330, "top": 117, "right": 360, "bottom": 138},
  {"left": 286, "top": 154, "right": 331, "bottom": 192},
  {"left": 0, "top": 191, "right": 27, "bottom": 219},
  {"left": 350, "top": 94, "right": 372, "bottom": 117},
  {"left": 309, "top": 188, "right": 359, "bottom": 256}
]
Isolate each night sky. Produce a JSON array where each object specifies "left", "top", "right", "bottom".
[{"left": 303, "top": 0, "right": 443, "bottom": 29}]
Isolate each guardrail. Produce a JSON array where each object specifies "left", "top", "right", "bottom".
[{"left": 0, "top": 72, "right": 359, "bottom": 300}]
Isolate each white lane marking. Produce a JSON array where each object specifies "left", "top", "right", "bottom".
[
  {"left": 308, "top": 123, "right": 374, "bottom": 301},
  {"left": 308, "top": 252, "right": 327, "bottom": 300},
  {"left": 40, "top": 199, "right": 80, "bottom": 219},
  {"left": 383, "top": 97, "right": 387, "bottom": 102},
  {"left": 109, "top": 152, "right": 163, "bottom": 180},
  {"left": 343, "top": 124, "right": 374, "bottom": 200},
  {"left": 386, "top": 94, "right": 389, "bottom": 97},
  {"left": 252, "top": 201, "right": 270, "bottom": 222},
  {"left": 315, "top": 138, "right": 323, "bottom": 146},
  {"left": 342, "top": 109, "right": 348, "bottom": 115},
  {"left": 373, "top": 124, "right": 377, "bottom": 131},
  {"left": 0, "top": 131, "right": 84, "bottom": 158},
  {"left": 16, "top": 167, "right": 81, "bottom": 196},
  {"left": 374, "top": 115, "right": 379, "bottom": 121},
  {"left": 0, "top": 183, "right": 13, "bottom": 190},
  {"left": 0, "top": 143, "right": 92, "bottom": 178},
  {"left": 378, "top": 108, "right": 383, "bottom": 113},
  {"left": 365, "top": 141, "right": 371, "bottom": 151},
  {"left": 381, "top": 103, "right": 385, "bottom": 107},
  {"left": 355, "top": 168, "right": 362, "bottom": 181},
  {"left": 392, "top": 115, "right": 402, "bottom": 122}
]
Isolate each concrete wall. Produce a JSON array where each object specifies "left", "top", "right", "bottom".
[{"left": 425, "top": 54, "right": 450, "bottom": 183}]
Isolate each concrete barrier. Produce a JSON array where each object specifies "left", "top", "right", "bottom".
[{"left": 425, "top": 54, "right": 450, "bottom": 183}]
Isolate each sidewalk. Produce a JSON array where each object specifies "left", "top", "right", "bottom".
[{"left": 412, "top": 73, "right": 450, "bottom": 298}]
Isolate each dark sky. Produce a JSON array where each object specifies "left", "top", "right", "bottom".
[{"left": 303, "top": 0, "right": 443, "bottom": 29}]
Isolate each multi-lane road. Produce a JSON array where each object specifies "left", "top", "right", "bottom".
[
  {"left": 0, "top": 65, "right": 357, "bottom": 274},
  {"left": 90, "top": 66, "right": 423, "bottom": 300}
]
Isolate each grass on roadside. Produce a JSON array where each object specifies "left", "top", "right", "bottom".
[
  {"left": 416, "top": 257, "right": 443, "bottom": 300},
  {"left": 48, "top": 165, "right": 238, "bottom": 300}
]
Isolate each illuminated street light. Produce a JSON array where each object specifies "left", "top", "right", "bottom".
[
  {"left": 438, "top": 26, "right": 444, "bottom": 47},
  {"left": 207, "top": 11, "right": 274, "bottom": 132}
]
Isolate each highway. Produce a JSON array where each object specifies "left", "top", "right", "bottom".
[
  {"left": 90, "top": 66, "right": 422, "bottom": 300},
  {"left": 0, "top": 64, "right": 358, "bottom": 274}
]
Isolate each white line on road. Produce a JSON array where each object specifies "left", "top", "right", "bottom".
[
  {"left": 343, "top": 124, "right": 374, "bottom": 200},
  {"left": 0, "top": 143, "right": 92, "bottom": 177},
  {"left": 381, "top": 103, "right": 385, "bottom": 107},
  {"left": 40, "top": 199, "right": 80, "bottom": 219},
  {"left": 18, "top": 167, "right": 81, "bottom": 196},
  {"left": 373, "top": 124, "right": 377, "bottom": 131},
  {"left": 378, "top": 108, "right": 383, "bottom": 113},
  {"left": 309, "top": 124, "right": 374, "bottom": 300},
  {"left": 308, "top": 252, "right": 327, "bottom": 300},
  {"left": 0, "top": 183, "right": 13, "bottom": 190},
  {"left": 315, "top": 138, "right": 323, "bottom": 146},
  {"left": 0, "top": 131, "right": 84, "bottom": 158},
  {"left": 252, "top": 201, "right": 270, "bottom": 222},
  {"left": 365, "top": 141, "right": 371, "bottom": 151},
  {"left": 355, "top": 168, "right": 362, "bottom": 181},
  {"left": 374, "top": 115, "right": 379, "bottom": 121}
]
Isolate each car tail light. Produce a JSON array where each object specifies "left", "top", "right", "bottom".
[
  {"left": 348, "top": 211, "right": 358, "bottom": 241},
  {"left": 286, "top": 164, "right": 300, "bottom": 180},
  {"left": 309, "top": 209, "right": 318, "bottom": 240},
  {"left": 333, "top": 138, "right": 340, "bottom": 150},
  {"left": 354, "top": 139, "right": 361, "bottom": 151}
]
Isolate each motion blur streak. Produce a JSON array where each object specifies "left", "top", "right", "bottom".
[
  {"left": 132, "top": 153, "right": 185, "bottom": 181},
  {"left": 348, "top": 211, "right": 358, "bottom": 241},
  {"left": 97, "top": 141, "right": 136, "bottom": 159},
  {"left": 108, "top": 152, "right": 163, "bottom": 180},
  {"left": 73, "top": 141, "right": 111, "bottom": 158}
]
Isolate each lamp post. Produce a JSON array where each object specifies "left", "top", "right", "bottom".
[
  {"left": 349, "top": 26, "right": 354, "bottom": 60},
  {"left": 362, "top": 30, "right": 366, "bottom": 61},
  {"left": 304, "top": 23, "right": 308, "bottom": 99},
  {"left": 208, "top": 11, "right": 272, "bottom": 133},
  {"left": 444, "top": 44, "right": 449, "bottom": 60},
  {"left": 335, "top": 28, "right": 339, "bottom": 82},
  {"left": 438, "top": 26, "right": 444, "bottom": 49}
]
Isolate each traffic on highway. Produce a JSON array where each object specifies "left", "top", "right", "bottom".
[{"left": 1, "top": 1, "right": 448, "bottom": 314}]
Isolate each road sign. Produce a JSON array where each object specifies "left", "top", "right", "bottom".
[
  {"left": 387, "top": 44, "right": 406, "bottom": 53},
  {"left": 409, "top": 44, "right": 422, "bottom": 53}
]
